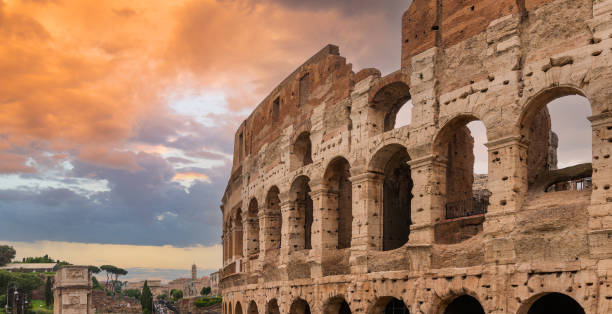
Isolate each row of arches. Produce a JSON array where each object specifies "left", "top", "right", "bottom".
[
  {"left": 225, "top": 85, "right": 595, "bottom": 262},
  {"left": 223, "top": 292, "right": 585, "bottom": 314}
]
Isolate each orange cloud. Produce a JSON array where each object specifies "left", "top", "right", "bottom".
[
  {"left": 172, "top": 172, "right": 210, "bottom": 183},
  {"left": 0, "top": 0, "right": 399, "bottom": 173}
]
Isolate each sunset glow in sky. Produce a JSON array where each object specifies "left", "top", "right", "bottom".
[
  {"left": 0, "top": 0, "right": 408, "bottom": 281},
  {"left": 0, "top": 0, "right": 593, "bottom": 282}
]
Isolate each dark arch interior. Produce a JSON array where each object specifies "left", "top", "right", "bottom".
[
  {"left": 248, "top": 199, "right": 260, "bottom": 254},
  {"left": 443, "top": 295, "right": 484, "bottom": 314},
  {"left": 290, "top": 299, "right": 311, "bottom": 314},
  {"left": 384, "top": 298, "right": 409, "bottom": 314},
  {"left": 325, "top": 158, "right": 352, "bottom": 249},
  {"left": 292, "top": 176, "right": 314, "bottom": 250},
  {"left": 382, "top": 147, "right": 413, "bottom": 251},
  {"left": 236, "top": 302, "right": 243, "bottom": 314},
  {"left": 324, "top": 298, "right": 352, "bottom": 314},
  {"left": 294, "top": 132, "right": 313, "bottom": 168},
  {"left": 267, "top": 299, "right": 280, "bottom": 314},
  {"left": 248, "top": 301, "right": 259, "bottom": 314},
  {"left": 527, "top": 293, "right": 585, "bottom": 314},
  {"left": 371, "top": 81, "right": 411, "bottom": 132},
  {"left": 266, "top": 187, "right": 282, "bottom": 250}
]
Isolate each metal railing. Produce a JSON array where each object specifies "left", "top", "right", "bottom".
[{"left": 445, "top": 196, "right": 489, "bottom": 220}]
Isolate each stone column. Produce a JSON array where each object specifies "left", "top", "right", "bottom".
[
  {"left": 482, "top": 136, "right": 526, "bottom": 264},
  {"left": 349, "top": 172, "right": 384, "bottom": 273},
  {"left": 232, "top": 225, "right": 243, "bottom": 261},
  {"left": 243, "top": 215, "right": 259, "bottom": 257},
  {"left": 587, "top": 112, "right": 612, "bottom": 258},
  {"left": 309, "top": 184, "right": 338, "bottom": 277},
  {"left": 259, "top": 208, "right": 281, "bottom": 257},
  {"left": 407, "top": 155, "right": 446, "bottom": 245},
  {"left": 280, "top": 199, "right": 299, "bottom": 260},
  {"left": 53, "top": 266, "right": 93, "bottom": 314}
]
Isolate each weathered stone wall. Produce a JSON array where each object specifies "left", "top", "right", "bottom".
[
  {"left": 220, "top": 0, "right": 612, "bottom": 313},
  {"left": 91, "top": 290, "right": 141, "bottom": 313},
  {"left": 53, "top": 266, "right": 93, "bottom": 314}
]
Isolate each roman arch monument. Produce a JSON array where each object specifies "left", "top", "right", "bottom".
[{"left": 220, "top": 0, "right": 612, "bottom": 313}]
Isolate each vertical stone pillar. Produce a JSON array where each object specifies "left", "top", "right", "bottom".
[
  {"left": 587, "top": 112, "right": 612, "bottom": 258},
  {"left": 53, "top": 266, "right": 93, "bottom": 314},
  {"left": 243, "top": 211, "right": 260, "bottom": 257},
  {"left": 482, "top": 136, "right": 526, "bottom": 264},
  {"left": 282, "top": 199, "right": 305, "bottom": 254},
  {"left": 349, "top": 172, "right": 384, "bottom": 273},
  {"left": 407, "top": 156, "right": 446, "bottom": 245},
  {"left": 259, "top": 209, "right": 281, "bottom": 257},
  {"left": 309, "top": 184, "right": 338, "bottom": 276}
]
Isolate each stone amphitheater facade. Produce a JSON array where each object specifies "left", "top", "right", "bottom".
[{"left": 220, "top": 0, "right": 612, "bottom": 313}]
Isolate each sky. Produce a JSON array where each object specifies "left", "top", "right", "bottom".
[{"left": 0, "top": 0, "right": 592, "bottom": 282}]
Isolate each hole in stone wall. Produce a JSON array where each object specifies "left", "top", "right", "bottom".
[{"left": 526, "top": 94, "right": 592, "bottom": 192}]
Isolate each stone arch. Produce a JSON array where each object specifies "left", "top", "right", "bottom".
[
  {"left": 292, "top": 132, "right": 313, "bottom": 171},
  {"left": 266, "top": 299, "right": 281, "bottom": 314},
  {"left": 247, "top": 300, "right": 259, "bottom": 314},
  {"left": 264, "top": 186, "right": 282, "bottom": 251},
  {"left": 432, "top": 114, "right": 489, "bottom": 244},
  {"left": 323, "top": 296, "right": 352, "bottom": 314},
  {"left": 289, "top": 175, "right": 314, "bottom": 250},
  {"left": 229, "top": 302, "right": 233, "bottom": 314},
  {"left": 368, "top": 144, "right": 413, "bottom": 251},
  {"left": 233, "top": 208, "right": 244, "bottom": 258},
  {"left": 517, "top": 292, "right": 585, "bottom": 314},
  {"left": 369, "top": 73, "right": 412, "bottom": 132},
  {"left": 368, "top": 297, "right": 409, "bottom": 314},
  {"left": 323, "top": 156, "right": 353, "bottom": 249},
  {"left": 289, "top": 298, "right": 311, "bottom": 314},
  {"left": 438, "top": 294, "right": 484, "bottom": 314},
  {"left": 247, "top": 198, "right": 260, "bottom": 255},
  {"left": 236, "top": 301, "right": 244, "bottom": 314},
  {"left": 519, "top": 86, "right": 593, "bottom": 189}
]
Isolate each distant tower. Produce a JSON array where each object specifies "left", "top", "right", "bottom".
[{"left": 192, "top": 263, "right": 197, "bottom": 281}]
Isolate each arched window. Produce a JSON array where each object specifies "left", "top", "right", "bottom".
[
  {"left": 324, "top": 157, "right": 352, "bottom": 249},
  {"left": 247, "top": 301, "right": 259, "bottom": 314},
  {"left": 433, "top": 116, "right": 489, "bottom": 243},
  {"left": 323, "top": 297, "right": 351, "bottom": 314},
  {"left": 233, "top": 209, "right": 243, "bottom": 258},
  {"left": 266, "top": 299, "right": 280, "bottom": 314},
  {"left": 290, "top": 299, "right": 311, "bottom": 314},
  {"left": 369, "top": 297, "right": 409, "bottom": 314},
  {"left": 526, "top": 293, "right": 584, "bottom": 314},
  {"left": 442, "top": 295, "right": 484, "bottom": 314},
  {"left": 290, "top": 176, "right": 313, "bottom": 250},
  {"left": 292, "top": 132, "right": 313, "bottom": 170},
  {"left": 247, "top": 199, "right": 260, "bottom": 255},
  {"left": 394, "top": 99, "right": 413, "bottom": 129},
  {"left": 370, "top": 81, "right": 411, "bottom": 132},
  {"left": 369, "top": 144, "right": 413, "bottom": 251},
  {"left": 522, "top": 91, "right": 592, "bottom": 192},
  {"left": 265, "top": 186, "right": 282, "bottom": 250}
]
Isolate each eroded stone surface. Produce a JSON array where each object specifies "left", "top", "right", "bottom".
[{"left": 221, "top": 1, "right": 612, "bottom": 313}]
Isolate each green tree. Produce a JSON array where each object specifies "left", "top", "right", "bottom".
[
  {"left": 200, "top": 286, "right": 211, "bottom": 296},
  {"left": 171, "top": 289, "right": 183, "bottom": 301},
  {"left": 123, "top": 289, "right": 141, "bottom": 300},
  {"left": 88, "top": 266, "right": 101, "bottom": 274},
  {"left": 100, "top": 265, "right": 128, "bottom": 291},
  {"left": 52, "top": 261, "right": 72, "bottom": 271},
  {"left": 157, "top": 294, "right": 168, "bottom": 301},
  {"left": 45, "top": 276, "right": 53, "bottom": 307},
  {"left": 22, "top": 255, "right": 55, "bottom": 263},
  {"left": 91, "top": 276, "right": 103, "bottom": 290},
  {"left": 141, "top": 281, "right": 153, "bottom": 314},
  {"left": 0, "top": 245, "right": 16, "bottom": 267}
]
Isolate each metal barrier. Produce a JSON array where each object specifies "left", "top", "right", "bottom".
[{"left": 445, "top": 196, "right": 489, "bottom": 220}]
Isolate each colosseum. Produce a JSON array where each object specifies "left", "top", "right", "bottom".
[{"left": 220, "top": 0, "right": 612, "bottom": 313}]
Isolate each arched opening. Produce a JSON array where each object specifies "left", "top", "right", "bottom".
[
  {"left": 247, "top": 301, "right": 259, "bottom": 314},
  {"left": 290, "top": 299, "right": 311, "bottom": 314},
  {"left": 266, "top": 299, "right": 280, "bottom": 314},
  {"left": 293, "top": 132, "right": 313, "bottom": 170},
  {"left": 525, "top": 293, "right": 584, "bottom": 314},
  {"left": 233, "top": 209, "right": 244, "bottom": 258},
  {"left": 369, "top": 144, "right": 413, "bottom": 251},
  {"left": 324, "top": 297, "right": 352, "bottom": 314},
  {"left": 370, "top": 297, "right": 409, "bottom": 314},
  {"left": 395, "top": 99, "right": 413, "bottom": 129},
  {"left": 324, "top": 157, "right": 353, "bottom": 249},
  {"left": 290, "top": 176, "right": 313, "bottom": 250},
  {"left": 521, "top": 90, "right": 592, "bottom": 192},
  {"left": 433, "top": 116, "right": 489, "bottom": 244},
  {"left": 229, "top": 302, "right": 233, "bottom": 314},
  {"left": 371, "top": 81, "right": 412, "bottom": 132},
  {"left": 247, "top": 198, "right": 260, "bottom": 255},
  {"left": 442, "top": 295, "right": 484, "bottom": 314},
  {"left": 265, "top": 186, "right": 282, "bottom": 251},
  {"left": 236, "top": 302, "right": 243, "bottom": 314}
]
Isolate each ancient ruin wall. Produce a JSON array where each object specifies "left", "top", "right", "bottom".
[{"left": 220, "top": 0, "right": 612, "bottom": 313}]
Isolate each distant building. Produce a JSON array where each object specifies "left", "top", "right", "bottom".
[
  {"left": 0, "top": 263, "right": 56, "bottom": 273},
  {"left": 126, "top": 280, "right": 168, "bottom": 297},
  {"left": 209, "top": 270, "right": 220, "bottom": 296}
]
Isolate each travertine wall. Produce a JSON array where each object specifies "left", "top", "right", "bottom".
[
  {"left": 53, "top": 266, "right": 93, "bottom": 314},
  {"left": 220, "top": 0, "right": 612, "bottom": 313}
]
